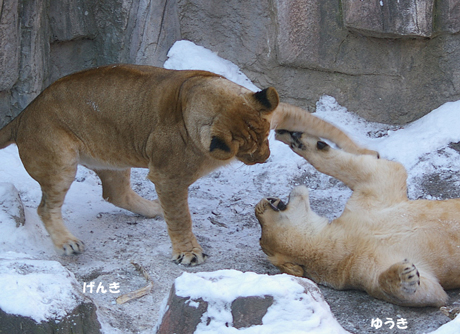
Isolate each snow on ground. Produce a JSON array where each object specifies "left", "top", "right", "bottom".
[
  {"left": 0, "top": 40, "right": 460, "bottom": 333},
  {"left": 314, "top": 95, "right": 460, "bottom": 171}
]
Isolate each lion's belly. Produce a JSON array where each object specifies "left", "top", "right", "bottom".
[{"left": 79, "top": 151, "right": 149, "bottom": 170}]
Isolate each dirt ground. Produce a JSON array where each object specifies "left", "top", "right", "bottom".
[
  {"left": 55, "top": 160, "right": 460, "bottom": 334},
  {"left": 3, "top": 113, "right": 460, "bottom": 333}
]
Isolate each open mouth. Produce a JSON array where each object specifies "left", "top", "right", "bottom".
[{"left": 267, "top": 197, "right": 287, "bottom": 212}]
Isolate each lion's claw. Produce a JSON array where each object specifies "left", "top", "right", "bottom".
[
  {"left": 61, "top": 239, "right": 85, "bottom": 255},
  {"left": 172, "top": 250, "right": 206, "bottom": 266}
]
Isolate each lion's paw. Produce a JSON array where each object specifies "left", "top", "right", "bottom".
[
  {"left": 356, "top": 147, "right": 380, "bottom": 158},
  {"left": 399, "top": 259, "right": 420, "bottom": 294},
  {"left": 58, "top": 238, "right": 85, "bottom": 255},
  {"left": 172, "top": 249, "right": 207, "bottom": 266}
]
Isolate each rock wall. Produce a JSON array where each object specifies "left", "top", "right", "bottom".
[
  {"left": 0, "top": 0, "right": 180, "bottom": 128},
  {"left": 1, "top": 0, "right": 459, "bottom": 126},
  {"left": 179, "top": 0, "right": 460, "bottom": 124}
]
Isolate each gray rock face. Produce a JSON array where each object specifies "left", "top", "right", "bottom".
[
  {"left": 435, "top": 0, "right": 460, "bottom": 34},
  {"left": 1, "top": 0, "right": 460, "bottom": 127},
  {"left": 0, "top": 0, "right": 180, "bottom": 128},
  {"left": 0, "top": 0, "right": 20, "bottom": 92},
  {"left": 179, "top": 0, "right": 460, "bottom": 124},
  {"left": 342, "top": 0, "right": 435, "bottom": 38}
]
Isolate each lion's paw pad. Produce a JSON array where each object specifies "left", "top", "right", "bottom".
[
  {"left": 60, "top": 239, "right": 85, "bottom": 255},
  {"left": 399, "top": 260, "right": 420, "bottom": 294},
  {"left": 173, "top": 251, "right": 207, "bottom": 266}
]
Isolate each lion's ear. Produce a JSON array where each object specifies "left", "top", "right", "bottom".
[
  {"left": 210, "top": 136, "right": 231, "bottom": 153},
  {"left": 252, "top": 87, "right": 279, "bottom": 114},
  {"left": 200, "top": 126, "right": 237, "bottom": 161},
  {"left": 208, "top": 135, "right": 237, "bottom": 160}
]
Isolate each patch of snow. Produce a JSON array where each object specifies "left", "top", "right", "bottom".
[
  {"left": 314, "top": 96, "right": 460, "bottom": 170},
  {"left": 0, "top": 181, "right": 55, "bottom": 257},
  {"left": 429, "top": 314, "right": 460, "bottom": 334},
  {"left": 164, "top": 40, "right": 260, "bottom": 92}
]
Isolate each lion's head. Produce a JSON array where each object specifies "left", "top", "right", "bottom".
[
  {"left": 183, "top": 76, "right": 279, "bottom": 165},
  {"left": 255, "top": 186, "right": 328, "bottom": 257}
]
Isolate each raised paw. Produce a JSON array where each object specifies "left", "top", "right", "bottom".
[
  {"left": 172, "top": 249, "right": 207, "bottom": 266},
  {"left": 399, "top": 259, "right": 420, "bottom": 294},
  {"left": 378, "top": 259, "right": 448, "bottom": 306},
  {"left": 356, "top": 147, "right": 380, "bottom": 158},
  {"left": 289, "top": 132, "right": 306, "bottom": 150},
  {"left": 275, "top": 130, "right": 320, "bottom": 152}
]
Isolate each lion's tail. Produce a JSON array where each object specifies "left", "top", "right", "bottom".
[{"left": 0, "top": 116, "right": 19, "bottom": 150}]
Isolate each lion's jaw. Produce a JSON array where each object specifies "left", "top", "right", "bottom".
[{"left": 256, "top": 186, "right": 329, "bottom": 251}]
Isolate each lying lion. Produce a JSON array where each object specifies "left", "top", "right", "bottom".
[
  {"left": 256, "top": 130, "right": 460, "bottom": 307},
  {"left": 0, "top": 64, "right": 374, "bottom": 265}
]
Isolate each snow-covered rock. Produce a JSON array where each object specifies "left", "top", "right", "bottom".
[
  {"left": 0, "top": 253, "right": 101, "bottom": 333},
  {"left": 156, "top": 270, "right": 349, "bottom": 334}
]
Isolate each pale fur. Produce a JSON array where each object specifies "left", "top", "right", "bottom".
[
  {"left": 0, "top": 64, "right": 374, "bottom": 266},
  {"left": 270, "top": 103, "right": 378, "bottom": 157},
  {"left": 256, "top": 132, "right": 460, "bottom": 307}
]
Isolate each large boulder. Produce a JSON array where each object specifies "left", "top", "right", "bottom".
[
  {"left": 0, "top": 302, "right": 100, "bottom": 334},
  {"left": 0, "top": 255, "right": 101, "bottom": 334},
  {"left": 156, "top": 270, "right": 348, "bottom": 333}
]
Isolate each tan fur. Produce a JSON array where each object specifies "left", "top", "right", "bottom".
[
  {"left": 256, "top": 132, "right": 460, "bottom": 307},
  {"left": 0, "top": 64, "right": 280, "bottom": 265},
  {"left": 0, "top": 64, "right": 374, "bottom": 266}
]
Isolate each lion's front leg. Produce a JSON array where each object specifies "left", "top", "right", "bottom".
[
  {"left": 275, "top": 131, "right": 380, "bottom": 190},
  {"left": 154, "top": 182, "right": 205, "bottom": 266},
  {"left": 271, "top": 102, "right": 379, "bottom": 157}
]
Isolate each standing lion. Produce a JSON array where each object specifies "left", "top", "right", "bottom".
[{"left": 0, "top": 64, "right": 373, "bottom": 265}]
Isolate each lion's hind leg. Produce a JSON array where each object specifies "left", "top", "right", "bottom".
[
  {"left": 18, "top": 142, "right": 84, "bottom": 255},
  {"left": 377, "top": 259, "right": 447, "bottom": 307},
  {"left": 95, "top": 169, "right": 163, "bottom": 218}
]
